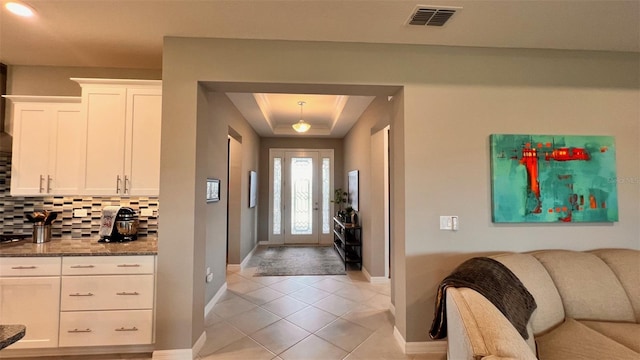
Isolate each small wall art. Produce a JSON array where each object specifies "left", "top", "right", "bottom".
[
  {"left": 490, "top": 134, "right": 618, "bottom": 223},
  {"left": 206, "top": 178, "right": 220, "bottom": 203},
  {"left": 249, "top": 170, "right": 257, "bottom": 208},
  {"left": 348, "top": 170, "right": 359, "bottom": 211}
]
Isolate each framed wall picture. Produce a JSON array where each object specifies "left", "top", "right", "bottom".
[
  {"left": 490, "top": 134, "right": 618, "bottom": 223},
  {"left": 206, "top": 178, "right": 220, "bottom": 203},
  {"left": 348, "top": 170, "right": 359, "bottom": 211},
  {"left": 249, "top": 170, "right": 257, "bottom": 208}
]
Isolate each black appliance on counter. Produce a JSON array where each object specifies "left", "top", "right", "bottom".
[
  {"left": 0, "top": 234, "right": 30, "bottom": 244},
  {"left": 98, "top": 206, "right": 139, "bottom": 243}
]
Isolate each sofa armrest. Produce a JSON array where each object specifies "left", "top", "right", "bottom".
[{"left": 446, "top": 288, "right": 537, "bottom": 360}]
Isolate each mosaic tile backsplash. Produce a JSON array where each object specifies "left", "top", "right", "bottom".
[{"left": 0, "top": 154, "right": 159, "bottom": 237}]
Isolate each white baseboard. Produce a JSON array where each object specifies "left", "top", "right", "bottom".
[
  {"left": 362, "top": 266, "right": 390, "bottom": 284},
  {"left": 227, "top": 242, "right": 259, "bottom": 271},
  {"left": 389, "top": 302, "right": 396, "bottom": 317},
  {"left": 152, "top": 331, "right": 206, "bottom": 360},
  {"left": 393, "top": 326, "right": 447, "bottom": 355},
  {"left": 205, "top": 282, "right": 228, "bottom": 317}
]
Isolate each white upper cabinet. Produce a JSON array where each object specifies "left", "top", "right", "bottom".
[
  {"left": 6, "top": 96, "right": 83, "bottom": 196},
  {"left": 73, "top": 79, "right": 162, "bottom": 196}
]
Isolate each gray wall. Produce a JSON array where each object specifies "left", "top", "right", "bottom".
[
  {"left": 159, "top": 37, "right": 639, "bottom": 349},
  {"left": 343, "top": 96, "right": 394, "bottom": 277},
  {"left": 257, "top": 137, "right": 344, "bottom": 242}
]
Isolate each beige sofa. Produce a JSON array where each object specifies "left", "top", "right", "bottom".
[{"left": 445, "top": 249, "right": 639, "bottom": 360}]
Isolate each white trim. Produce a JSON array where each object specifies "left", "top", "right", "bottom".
[
  {"left": 205, "top": 282, "right": 228, "bottom": 317},
  {"left": 192, "top": 331, "right": 207, "bottom": 358},
  {"left": 152, "top": 331, "right": 206, "bottom": 360},
  {"left": 226, "top": 243, "right": 258, "bottom": 271},
  {"left": 362, "top": 266, "right": 390, "bottom": 284},
  {"left": 3, "top": 95, "right": 82, "bottom": 103},
  {"left": 393, "top": 326, "right": 447, "bottom": 355}
]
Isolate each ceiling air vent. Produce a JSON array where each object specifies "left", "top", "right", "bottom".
[{"left": 408, "top": 6, "right": 459, "bottom": 27}]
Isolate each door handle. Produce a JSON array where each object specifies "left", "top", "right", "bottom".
[
  {"left": 39, "top": 175, "right": 44, "bottom": 193},
  {"left": 47, "top": 175, "right": 52, "bottom": 193}
]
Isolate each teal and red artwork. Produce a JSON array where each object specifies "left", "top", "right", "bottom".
[{"left": 490, "top": 134, "right": 618, "bottom": 223}]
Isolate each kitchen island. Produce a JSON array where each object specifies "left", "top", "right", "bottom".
[{"left": 0, "top": 237, "right": 157, "bottom": 356}]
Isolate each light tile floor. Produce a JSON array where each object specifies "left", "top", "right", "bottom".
[
  {"left": 197, "top": 248, "right": 446, "bottom": 360},
  {"left": 5, "top": 248, "right": 446, "bottom": 360}
]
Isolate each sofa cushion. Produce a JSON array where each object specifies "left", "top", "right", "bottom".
[
  {"left": 536, "top": 318, "right": 639, "bottom": 360},
  {"left": 456, "top": 288, "right": 537, "bottom": 360},
  {"left": 590, "top": 249, "right": 640, "bottom": 322},
  {"left": 532, "top": 250, "right": 635, "bottom": 322},
  {"left": 492, "top": 253, "right": 565, "bottom": 336},
  {"left": 579, "top": 320, "right": 640, "bottom": 353}
]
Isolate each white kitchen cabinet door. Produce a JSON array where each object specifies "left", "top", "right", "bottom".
[
  {"left": 8, "top": 97, "right": 82, "bottom": 196},
  {"left": 49, "top": 103, "right": 83, "bottom": 194},
  {"left": 81, "top": 88, "right": 127, "bottom": 195},
  {"left": 0, "top": 276, "right": 61, "bottom": 349},
  {"left": 124, "top": 88, "right": 162, "bottom": 196},
  {"left": 74, "top": 79, "right": 161, "bottom": 196}
]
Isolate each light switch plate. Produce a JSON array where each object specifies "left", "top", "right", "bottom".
[
  {"left": 440, "top": 216, "right": 452, "bottom": 230},
  {"left": 440, "top": 216, "right": 459, "bottom": 231}
]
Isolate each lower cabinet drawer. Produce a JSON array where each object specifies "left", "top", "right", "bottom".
[
  {"left": 61, "top": 274, "right": 154, "bottom": 311},
  {"left": 59, "top": 310, "right": 152, "bottom": 347}
]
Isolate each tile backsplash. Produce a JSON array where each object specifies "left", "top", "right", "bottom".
[{"left": 0, "top": 154, "right": 159, "bottom": 237}]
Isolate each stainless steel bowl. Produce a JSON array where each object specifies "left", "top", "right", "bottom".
[{"left": 115, "top": 219, "right": 139, "bottom": 235}]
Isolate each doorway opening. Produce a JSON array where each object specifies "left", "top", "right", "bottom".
[{"left": 267, "top": 148, "right": 334, "bottom": 245}]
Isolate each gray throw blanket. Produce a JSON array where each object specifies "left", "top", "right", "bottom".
[{"left": 429, "top": 257, "right": 537, "bottom": 340}]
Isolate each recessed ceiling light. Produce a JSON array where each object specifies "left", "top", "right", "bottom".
[{"left": 5, "top": 1, "right": 35, "bottom": 17}]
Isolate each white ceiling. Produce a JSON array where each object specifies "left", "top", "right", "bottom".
[
  {"left": 1, "top": 0, "right": 638, "bottom": 137},
  {"left": 226, "top": 93, "right": 375, "bottom": 137}
]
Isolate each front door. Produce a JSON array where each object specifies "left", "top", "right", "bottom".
[
  {"left": 284, "top": 151, "right": 319, "bottom": 244},
  {"left": 269, "top": 149, "right": 334, "bottom": 245}
]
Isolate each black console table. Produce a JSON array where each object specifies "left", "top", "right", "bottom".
[{"left": 333, "top": 217, "right": 362, "bottom": 270}]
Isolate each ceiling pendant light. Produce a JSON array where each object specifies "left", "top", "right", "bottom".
[
  {"left": 5, "top": 1, "right": 35, "bottom": 17},
  {"left": 292, "top": 101, "right": 311, "bottom": 133}
]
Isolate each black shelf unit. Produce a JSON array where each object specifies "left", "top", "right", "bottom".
[{"left": 333, "top": 216, "right": 362, "bottom": 270}]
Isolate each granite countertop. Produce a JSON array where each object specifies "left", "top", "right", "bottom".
[
  {"left": 0, "top": 324, "right": 26, "bottom": 350},
  {"left": 0, "top": 237, "right": 157, "bottom": 257}
]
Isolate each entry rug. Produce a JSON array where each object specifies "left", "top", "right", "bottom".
[{"left": 254, "top": 246, "right": 346, "bottom": 276}]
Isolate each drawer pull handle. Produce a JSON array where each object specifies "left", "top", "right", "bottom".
[
  {"left": 117, "top": 264, "right": 141, "bottom": 268},
  {"left": 70, "top": 265, "right": 95, "bottom": 269},
  {"left": 115, "top": 326, "right": 138, "bottom": 332},
  {"left": 116, "top": 291, "right": 140, "bottom": 296},
  {"left": 69, "top": 292, "right": 94, "bottom": 297},
  {"left": 68, "top": 328, "right": 92, "bottom": 333},
  {"left": 11, "top": 266, "right": 37, "bottom": 270}
]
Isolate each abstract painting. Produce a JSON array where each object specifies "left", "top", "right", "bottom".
[{"left": 490, "top": 134, "right": 618, "bottom": 223}]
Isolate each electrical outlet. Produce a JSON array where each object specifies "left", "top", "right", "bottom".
[{"left": 73, "top": 209, "right": 88, "bottom": 217}]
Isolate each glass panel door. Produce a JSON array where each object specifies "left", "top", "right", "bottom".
[{"left": 285, "top": 151, "right": 319, "bottom": 243}]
